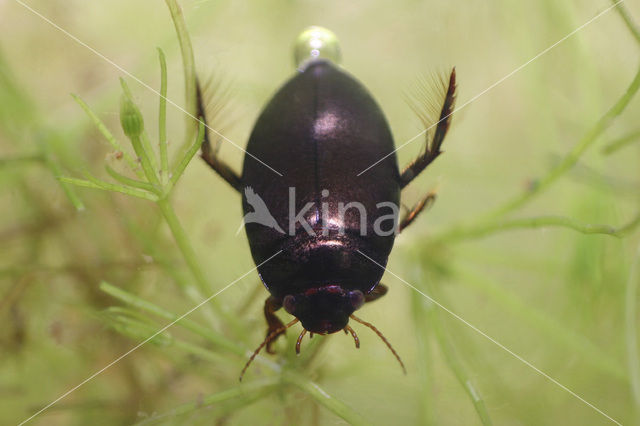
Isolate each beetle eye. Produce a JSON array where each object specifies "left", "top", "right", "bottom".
[
  {"left": 283, "top": 295, "right": 296, "bottom": 315},
  {"left": 349, "top": 290, "right": 365, "bottom": 310}
]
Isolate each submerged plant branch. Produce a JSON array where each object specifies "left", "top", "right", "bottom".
[
  {"left": 453, "top": 264, "right": 627, "bottom": 382},
  {"left": 626, "top": 244, "right": 640, "bottom": 412},
  {"left": 158, "top": 48, "right": 169, "bottom": 183},
  {"left": 434, "top": 212, "right": 640, "bottom": 244},
  {"left": 613, "top": 0, "right": 640, "bottom": 45},
  {"left": 489, "top": 64, "right": 640, "bottom": 220},
  {"left": 409, "top": 293, "right": 436, "bottom": 425},
  {"left": 100, "top": 281, "right": 244, "bottom": 356},
  {"left": 59, "top": 176, "right": 159, "bottom": 202},
  {"left": 105, "top": 165, "right": 158, "bottom": 194},
  {"left": 167, "top": 120, "right": 205, "bottom": 191},
  {"left": 133, "top": 378, "right": 279, "bottom": 425},
  {"left": 71, "top": 93, "right": 141, "bottom": 177},
  {"left": 433, "top": 63, "right": 640, "bottom": 245},
  {"left": 421, "top": 284, "right": 493, "bottom": 425},
  {"left": 283, "top": 372, "right": 369, "bottom": 426},
  {"left": 0, "top": 154, "right": 44, "bottom": 166},
  {"left": 0, "top": 51, "right": 85, "bottom": 210},
  {"left": 164, "top": 0, "right": 198, "bottom": 158},
  {"left": 601, "top": 129, "right": 640, "bottom": 155},
  {"left": 66, "top": 69, "right": 224, "bottom": 327},
  {"left": 34, "top": 135, "right": 85, "bottom": 211}
]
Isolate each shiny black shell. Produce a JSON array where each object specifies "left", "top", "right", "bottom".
[{"left": 241, "top": 60, "right": 400, "bottom": 331}]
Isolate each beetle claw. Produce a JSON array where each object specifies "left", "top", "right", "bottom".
[
  {"left": 296, "top": 329, "right": 308, "bottom": 355},
  {"left": 344, "top": 324, "right": 360, "bottom": 349}
]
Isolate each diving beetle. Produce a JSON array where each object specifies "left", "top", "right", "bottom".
[{"left": 198, "top": 27, "right": 456, "bottom": 380}]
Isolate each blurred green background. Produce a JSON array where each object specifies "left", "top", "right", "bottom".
[{"left": 1, "top": 0, "right": 640, "bottom": 424}]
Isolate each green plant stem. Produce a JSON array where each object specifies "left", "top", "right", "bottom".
[
  {"left": 141, "top": 130, "right": 159, "bottom": 171},
  {"left": 33, "top": 136, "right": 85, "bottom": 211},
  {"left": 104, "top": 308, "right": 174, "bottom": 346},
  {"left": 101, "top": 280, "right": 277, "bottom": 372},
  {"left": 133, "top": 378, "right": 279, "bottom": 425},
  {"left": 434, "top": 213, "right": 640, "bottom": 244},
  {"left": 130, "top": 134, "right": 160, "bottom": 187},
  {"left": 410, "top": 293, "right": 436, "bottom": 425},
  {"left": 167, "top": 119, "right": 204, "bottom": 191},
  {"left": 426, "top": 282, "right": 493, "bottom": 426},
  {"left": 283, "top": 372, "right": 369, "bottom": 426},
  {"left": 165, "top": 0, "right": 198, "bottom": 158},
  {"left": 433, "top": 64, "right": 640, "bottom": 245},
  {"left": 489, "top": 64, "right": 640, "bottom": 220},
  {"left": 100, "top": 281, "right": 243, "bottom": 356},
  {"left": 155, "top": 197, "right": 245, "bottom": 336},
  {"left": 156, "top": 198, "right": 219, "bottom": 316},
  {"left": 602, "top": 129, "right": 640, "bottom": 155},
  {"left": 71, "top": 93, "right": 141, "bottom": 177},
  {"left": 105, "top": 165, "right": 159, "bottom": 194},
  {"left": 613, "top": 0, "right": 640, "bottom": 45},
  {"left": 106, "top": 307, "right": 231, "bottom": 364},
  {"left": 0, "top": 154, "right": 44, "bottom": 166},
  {"left": 626, "top": 243, "right": 640, "bottom": 412},
  {"left": 452, "top": 264, "right": 627, "bottom": 382},
  {"left": 158, "top": 48, "right": 169, "bottom": 183},
  {"left": 59, "top": 176, "right": 158, "bottom": 202}
]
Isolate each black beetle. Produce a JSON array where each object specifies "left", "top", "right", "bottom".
[{"left": 198, "top": 27, "right": 456, "bottom": 380}]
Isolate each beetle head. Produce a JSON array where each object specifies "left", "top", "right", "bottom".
[{"left": 282, "top": 286, "right": 364, "bottom": 334}]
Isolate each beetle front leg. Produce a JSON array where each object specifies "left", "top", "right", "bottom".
[
  {"left": 398, "top": 190, "right": 437, "bottom": 233},
  {"left": 399, "top": 68, "right": 456, "bottom": 188},
  {"left": 197, "top": 81, "right": 244, "bottom": 193},
  {"left": 263, "top": 295, "right": 286, "bottom": 354}
]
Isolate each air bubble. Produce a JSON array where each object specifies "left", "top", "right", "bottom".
[{"left": 293, "top": 26, "right": 341, "bottom": 71}]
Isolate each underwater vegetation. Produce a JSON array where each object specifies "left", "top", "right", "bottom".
[{"left": 1, "top": 0, "right": 640, "bottom": 424}]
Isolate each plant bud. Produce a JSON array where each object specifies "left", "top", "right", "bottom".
[{"left": 119, "top": 94, "right": 144, "bottom": 138}]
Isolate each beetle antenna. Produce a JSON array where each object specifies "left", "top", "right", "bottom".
[
  {"left": 239, "top": 318, "right": 299, "bottom": 381},
  {"left": 350, "top": 314, "right": 406, "bottom": 374},
  {"left": 295, "top": 329, "right": 307, "bottom": 354},
  {"left": 344, "top": 325, "right": 360, "bottom": 349}
]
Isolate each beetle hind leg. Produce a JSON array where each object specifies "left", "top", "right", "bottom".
[
  {"left": 197, "top": 80, "right": 243, "bottom": 192},
  {"left": 399, "top": 68, "right": 456, "bottom": 188},
  {"left": 263, "top": 295, "right": 286, "bottom": 354}
]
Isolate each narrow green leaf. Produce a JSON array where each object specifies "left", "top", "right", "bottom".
[
  {"left": 133, "top": 378, "right": 279, "bottom": 425},
  {"left": 452, "top": 264, "right": 627, "bottom": 382},
  {"left": 284, "top": 373, "right": 369, "bottom": 426},
  {"left": 168, "top": 119, "right": 205, "bottom": 190},
  {"left": 71, "top": 93, "right": 141, "bottom": 177},
  {"left": 119, "top": 78, "right": 160, "bottom": 186},
  {"left": 626, "top": 244, "right": 640, "bottom": 409},
  {"left": 59, "top": 175, "right": 158, "bottom": 202},
  {"left": 100, "top": 281, "right": 244, "bottom": 356},
  {"left": 33, "top": 135, "right": 85, "bottom": 211},
  {"left": 158, "top": 47, "right": 169, "bottom": 183},
  {"left": 602, "top": 129, "right": 640, "bottom": 155},
  {"left": 165, "top": 0, "right": 198, "bottom": 159},
  {"left": 434, "top": 214, "right": 640, "bottom": 244},
  {"left": 419, "top": 284, "right": 493, "bottom": 426},
  {"left": 105, "top": 164, "right": 159, "bottom": 194}
]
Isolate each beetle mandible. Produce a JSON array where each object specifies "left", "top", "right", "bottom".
[{"left": 198, "top": 27, "right": 456, "bottom": 380}]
